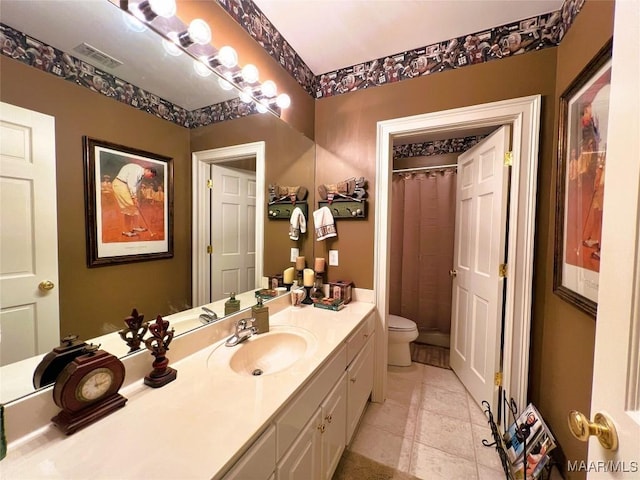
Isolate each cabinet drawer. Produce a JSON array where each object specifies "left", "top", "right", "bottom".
[
  {"left": 346, "top": 334, "right": 374, "bottom": 443},
  {"left": 221, "top": 425, "right": 276, "bottom": 480},
  {"left": 346, "top": 311, "right": 375, "bottom": 365},
  {"left": 276, "top": 344, "right": 347, "bottom": 459}
]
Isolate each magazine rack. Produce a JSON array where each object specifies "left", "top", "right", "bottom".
[{"left": 481, "top": 393, "right": 555, "bottom": 480}]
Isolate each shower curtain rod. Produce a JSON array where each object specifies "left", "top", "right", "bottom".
[{"left": 392, "top": 163, "right": 458, "bottom": 173}]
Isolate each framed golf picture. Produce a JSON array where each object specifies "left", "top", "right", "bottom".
[{"left": 83, "top": 137, "right": 174, "bottom": 267}]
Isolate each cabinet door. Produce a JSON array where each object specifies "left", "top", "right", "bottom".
[
  {"left": 277, "top": 408, "right": 322, "bottom": 480},
  {"left": 321, "top": 372, "right": 347, "bottom": 480},
  {"left": 346, "top": 333, "right": 374, "bottom": 443},
  {"left": 221, "top": 425, "right": 276, "bottom": 480}
]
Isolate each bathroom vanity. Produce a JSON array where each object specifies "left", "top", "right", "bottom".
[{"left": 1, "top": 293, "right": 375, "bottom": 479}]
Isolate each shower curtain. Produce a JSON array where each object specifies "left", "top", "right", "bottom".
[{"left": 389, "top": 169, "right": 456, "bottom": 334}]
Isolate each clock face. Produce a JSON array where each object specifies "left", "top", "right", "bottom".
[{"left": 75, "top": 367, "right": 114, "bottom": 402}]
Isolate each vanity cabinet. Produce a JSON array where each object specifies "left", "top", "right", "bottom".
[
  {"left": 221, "top": 311, "right": 375, "bottom": 480},
  {"left": 347, "top": 332, "right": 375, "bottom": 443},
  {"left": 320, "top": 373, "right": 348, "bottom": 480},
  {"left": 345, "top": 311, "right": 375, "bottom": 443},
  {"left": 277, "top": 408, "right": 322, "bottom": 480},
  {"left": 221, "top": 425, "right": 276, "bottom": 480}
]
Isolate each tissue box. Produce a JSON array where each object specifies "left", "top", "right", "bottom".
[{"left": 329, "top": 281, "right": 353, "bottom": 304}]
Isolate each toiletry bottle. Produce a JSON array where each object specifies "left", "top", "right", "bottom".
[
  {"left": 224, "top": 292, "right": 240, "bottom": 315},
  {"left": 252, "top": 297, "right": 269, "bottom": 333}
]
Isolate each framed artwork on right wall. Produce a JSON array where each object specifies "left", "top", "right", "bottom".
[{"left": 553, "top": 39, "right": 613, "bottom": 318}]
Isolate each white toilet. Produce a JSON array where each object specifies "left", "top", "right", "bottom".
[{"left": 388, "top": 314, "right": 419, "bottom": 366}]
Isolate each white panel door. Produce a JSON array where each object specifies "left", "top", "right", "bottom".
[
  {"left": 585, "top": 3, "right": 640, "bottom": 476},
  {"left": 450, "top": 125, "right": 510, "bottom": 408},
  {"left": 210, "top": 164, "right": 256, "bottom": 302},
  {"left": 0, "top": 102, "right": 59, "bottom": 365}
]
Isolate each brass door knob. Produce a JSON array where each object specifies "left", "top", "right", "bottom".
[
  {"left": 39, "top": 280, "right": 55, "bottom": 291},
  {"left": 449, "top": 269, "right": 458, "bottom": 277},
  {"left": 568, "top": 410, "right": 618, "bottom": 451}
]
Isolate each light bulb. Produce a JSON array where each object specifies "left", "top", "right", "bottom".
[
  {"left": 217, "top": 46, "right": 238, "bottom": 68},
  {"left": 187, "top": 19, "right": 211, "bottom": 45},
  {"left": 276, "top": 93, "right": 291, "bottom": 109},
  {"left": 217, "top": 74, "right": 234, "bottom": 91},
  {"left": 122, "top": 10, "right": 147, "bottom": 32},
  {"left": 239, "top": 87, "right": 253, "bottom": 103},
  {"left": 256, "top": 102, "right": 268, "bottom": 114},
  {"left": 261, "top": 80, "right": 277, "bottom": 98},
  {"left": 193, "top": 58, "right": 211, "bottom": 77},
  {"left": 162, "top": 32, "right": 182, "bottom": 56},
  {"left": 241, "top": 64, "right": 259, "bottom": 84}
]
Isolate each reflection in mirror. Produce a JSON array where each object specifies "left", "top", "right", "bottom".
[{"left": 0, "top": 0, "right": 314, "bottom": 404}]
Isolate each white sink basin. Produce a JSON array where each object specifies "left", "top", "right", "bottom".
[{"left": 207, "top": 326, "right": 317, "bottom": 376}]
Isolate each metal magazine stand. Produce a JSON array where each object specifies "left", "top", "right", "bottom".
[{"left": 481, "top": 393, "right": 554, "bottom": 480}]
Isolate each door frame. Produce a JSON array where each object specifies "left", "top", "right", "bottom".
[
  {"left": 192, "top": 141, "right": 265, "bottom": 306},
  {"left": 374, "top": 95, "right": 541, "bottom": 415}
]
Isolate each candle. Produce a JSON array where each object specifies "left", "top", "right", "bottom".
[
  {"left": 295, "top": 256, "right": 306, "bottom": 271},
  {"left": 314, "top": 257, "right": 326, "bottom": 273},
  {"left": 303, "top": 268, "right": 315, "bottom": 287},
  {"left": 283, "top": 267, "right": 295, "bottom": 284}
]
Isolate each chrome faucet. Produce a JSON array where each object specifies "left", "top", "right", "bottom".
[
  {"left": 199, "top": 306, "right": 218, "bottom": 324},
  {"left": 225, "top": 317, "right": 258, "bottom": 347}
]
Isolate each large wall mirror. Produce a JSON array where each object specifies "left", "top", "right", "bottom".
[{"left": 0, "top": 0, "right": 315, "bottom": 403}]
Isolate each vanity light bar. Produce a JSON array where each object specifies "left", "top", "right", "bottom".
[
  {"left": 137, "top": 0, "right": 176, "bottom": 21},
  {"left": 120, "top": 1, "right": 290, "bottom": 111}
]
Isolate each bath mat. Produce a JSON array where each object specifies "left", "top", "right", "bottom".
[
  {"left": 332, "top": 449, "right": 421, "bottom": 480},
  {"left": 410, "top": 342, "right": 450, "bottom": 369}
]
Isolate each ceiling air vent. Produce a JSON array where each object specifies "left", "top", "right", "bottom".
[{"left": 73, "top": 42, "right": 123, "bottom": 69}]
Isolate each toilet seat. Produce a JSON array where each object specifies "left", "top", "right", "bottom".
[{"left": 389, "top": 314, "right": 417, "bottom": 331}]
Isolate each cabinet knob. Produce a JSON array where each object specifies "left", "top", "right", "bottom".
[
  {"left": 325, "top": 414, "right": 333, "bottom": 424},
  {"left": 350, "top": 377, "right": 357, "bottom": 383},
  {"left": 317, "top": 423, "right": 326, "bottom": 433}
]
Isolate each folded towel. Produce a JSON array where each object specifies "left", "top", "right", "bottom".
[
  {"left": 289, "top": 207, "right": 306, "bottom": 240},
  {"left": 313, "top": 206, "right": 337, "bottom": 241}
]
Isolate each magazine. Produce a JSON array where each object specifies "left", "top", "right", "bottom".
[
  {"left": 510, "top": 430, "right": 556, "bottom": 480},
  {"left": 503, "top": 403, "right": 544, "bottom": 463},
  {"left": 503, "top": 403, "right": 556, "bottom": 479}
]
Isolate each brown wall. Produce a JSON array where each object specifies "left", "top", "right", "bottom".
[
  {"left": 315, "top": 49, "right": 558, "bottom": 289},
  {"left": 313, "top": 2, "right": 614, "bottom": 477},
  {"left": 190, "top": 114, "right": 316, "bottom": 277},
  {"left": 530, "top": 1, "right": 614, "bottom": 476},
  {"left": 0, "top": 57, "right": 192, "bottom": 341}
]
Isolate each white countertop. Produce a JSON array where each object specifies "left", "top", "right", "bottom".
[
  {"left": 1, "top": 299, "right": 375, "bottom": 479},
  {"left": 0, "top": 289, "right": 273, "bottom": 404}
]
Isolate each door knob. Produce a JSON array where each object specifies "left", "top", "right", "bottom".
[
  {"left": 449, "top": 269, "right": 458, "bottom": 277},
  {"left": 568, "top": 410, "right": 618, "bottom": 451},
  {"left": 39, "top": 280, "right": 55, "bottom": 291}
]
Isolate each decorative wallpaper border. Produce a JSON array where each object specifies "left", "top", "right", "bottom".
[
  {"left": 1, "top": 0, "right": 585, "bottom": 128},
  {"left": 0, "top": 23, "right": 259, "bottom": 128},
  {"left": 216, "top": 0, "right": 317, "bottom": 97},
  {"left": 0, "top": 24, "right": 196, "bottom": 127},
  {"left": 217, "top": 0, "right": 585, "bottom": 99},
  {"left": 393, "top": 135, "right": 488, "bottom": 161}
]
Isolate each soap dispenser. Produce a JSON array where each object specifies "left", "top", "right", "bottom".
[
  {"left": 224, "top": 292, "right": 240, "bottom": 315},
  {"left": 252, "top": 297, "right": 269, "bottom": 333}
]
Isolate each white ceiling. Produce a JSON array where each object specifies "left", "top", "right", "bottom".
[
  {"left": 252, "top": 0, "right": 563, "bottom": 74},
  {"left": 0, "top": 0, "right": 564, "bottom": 112},
  {"left": 0, "top": 0, "right": 239, "bottom": 110}
]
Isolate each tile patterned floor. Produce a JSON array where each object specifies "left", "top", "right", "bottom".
[{"left": 348, "top": 362, "right": 506, "bottom": 480}]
